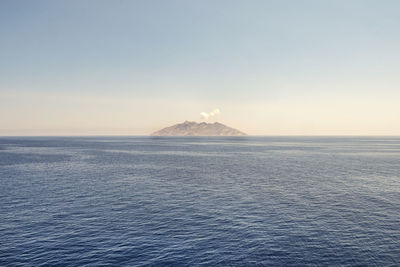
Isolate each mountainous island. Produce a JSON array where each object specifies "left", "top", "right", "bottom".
[{"left": 151, "top": 121, "right": 246, "bottom": 136}]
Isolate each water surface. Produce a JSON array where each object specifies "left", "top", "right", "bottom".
[{"left": 1, "top": 137, "right": 399, "bottom": 266}]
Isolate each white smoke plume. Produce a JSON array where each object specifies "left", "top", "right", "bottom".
[{"left": 200, "top": 108, "right": 220, "bottom": 121}]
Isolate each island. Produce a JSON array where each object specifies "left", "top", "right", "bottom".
[{"left": 151, "top": 121, "right": 246, "bottom": 136}]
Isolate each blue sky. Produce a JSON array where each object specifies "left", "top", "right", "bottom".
[{"left": 1, "top": 0, "right": 400, "bottom": 135}]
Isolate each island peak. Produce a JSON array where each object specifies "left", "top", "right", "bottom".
[{"left": 151, "top": 121, "right": 246, "bottom": 136}]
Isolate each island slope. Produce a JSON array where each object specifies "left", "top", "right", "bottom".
[{"left": 151, "top": 121, "right": 246, "bottom": 136}]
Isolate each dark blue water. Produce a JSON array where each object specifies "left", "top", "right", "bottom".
[{"left": 1, "top": 137, "right": 399, "bottom": 266}]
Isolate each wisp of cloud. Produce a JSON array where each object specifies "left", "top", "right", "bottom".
[{"left": 200, "top": 108, "right": 220, "bottom": 121}]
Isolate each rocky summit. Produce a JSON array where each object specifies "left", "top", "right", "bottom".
[{"left": 151, "top": 121, "right": 246, "bottom": 136}]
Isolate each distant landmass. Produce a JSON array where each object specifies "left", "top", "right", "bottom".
[{"left": 151, "top": 121, "right": 246, "bottom": 136}]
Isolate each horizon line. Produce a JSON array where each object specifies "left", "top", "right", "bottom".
[{"left": 1, "top": 134, "right": 400, "bottom": 138}]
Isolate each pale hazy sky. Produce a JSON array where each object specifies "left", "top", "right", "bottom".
[{"left": 1, "top": 0, "right": 400, "bottom": 135}]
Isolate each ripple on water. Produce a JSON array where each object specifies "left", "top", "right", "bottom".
[{"left": 0, "top": 136, "right": 399, "bottom": 266}]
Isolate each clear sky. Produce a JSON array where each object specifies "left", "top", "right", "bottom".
[{"left": 1, "top": 0, "right": 400, "bottom": 135}]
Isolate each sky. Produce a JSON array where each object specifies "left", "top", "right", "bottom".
[{"left": 1, "top": 0, "right": 400, "bottom": 135}]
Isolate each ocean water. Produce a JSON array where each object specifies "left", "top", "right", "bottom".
[{"left": 0, "top": 136, "right": 399, "bottom": 266}]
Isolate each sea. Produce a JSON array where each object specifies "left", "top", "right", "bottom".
[{"left": 0, "top": 136, "right": 399, "bottom": 266}]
